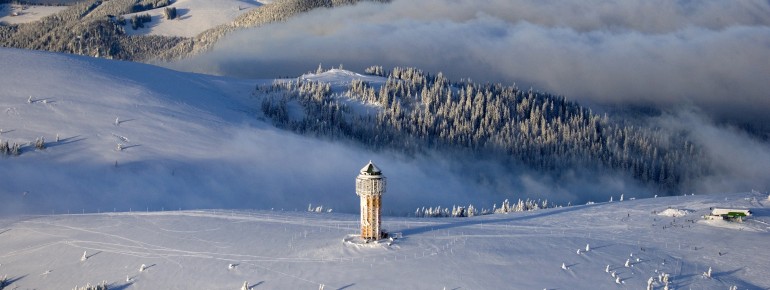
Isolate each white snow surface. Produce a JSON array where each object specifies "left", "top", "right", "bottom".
[
  {"left": 300, "top": 68, "right": 386, "bottom": 88},
  {"left": 657, "top": 208, "right": 692, "bottom": 217},
  {"left": 0, "top": 4, "right": 68, "bottom": 25},
  {"left": 0, "top": 192, "right": 768, "bottom": 289},
  {"left": 123, "top": 0, "right": 268, "bottom": 37}
]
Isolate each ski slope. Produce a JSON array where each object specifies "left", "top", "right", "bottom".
[{"left": 0, "top": 192, "right": 768, "bottom": 289}]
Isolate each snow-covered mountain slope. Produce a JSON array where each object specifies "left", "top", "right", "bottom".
[
  {"left": 0, "top": 48, "right": 527, "bottom": 216},
  {"left": 123, "top": 0, "right": 268, "bottom": 37},
  {"left": 0, "top": 3, "right": 68, "bottom": 25},
  {"left": 0, "top": 192, "right": 768, "bottom": 289}
]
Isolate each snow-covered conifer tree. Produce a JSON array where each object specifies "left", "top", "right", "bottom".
[
  {"left": 585, "top": 244, "right": 590, "bottom": 252},
  {"left": 647, "top": 277, "right": 654, "bottom": 290},
  {"left": 81, "top": 251, "right": 87, "bottom": 262},
  {"left": 561, "top": 263, "right": 567, "bottom": 270},
  {"left": 624, "top": 259, "right": 630, "bottom": 267},
  {"left": 241, "top": 281, "right": 249, "bottom": 290},
  {"left": 605, "top": 265, "right": 610, "bottom": 273}
]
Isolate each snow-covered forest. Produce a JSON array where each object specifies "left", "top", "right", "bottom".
[
  {"left": 261, "top": 67, "right": 702, "bottom": 193},
  {"left": 0, "top": 0, "right": 387, "bottom": 60}
]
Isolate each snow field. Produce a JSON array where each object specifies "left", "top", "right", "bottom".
[
  {"left": 0, "top": 192, "right": 768, "bottom": 289},
  {"left": 122, "top": 0, "right": 267, "bottom": 37},
  {"left": 0, "top": 4, "right": 68, "bottom": 25}
]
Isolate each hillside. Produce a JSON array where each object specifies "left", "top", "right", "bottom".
[
  {"left": 1, "top": 48, "right": 550, "bottom": 217},
  {"left": 121, "top": 0, "right": 267, "bottom": 38},
  {"left": 0, "top": 192, "right": 768, "bottom": 289},
  {"left": 0, "top": 0, "right": 388, "bottom": 61}
]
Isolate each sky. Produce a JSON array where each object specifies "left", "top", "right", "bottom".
[{"left": 170, "top": 0, "right": 770, "bottom": 134}]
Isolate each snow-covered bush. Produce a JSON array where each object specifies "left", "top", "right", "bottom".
[
  {"left": 35, "top": 137, "right": 45, "bottom": 150},
  {"left": 307, "top": 204, "right": 332, "bottom": 213},
  {"left": 164, "top": 7, "right": 177, "bottom": 20},
  {"left": 415, "top": 198, "right": 559, "bottom": 218},
  {"left": 72, "top": 281, "right": 108, "bottom": 290}
]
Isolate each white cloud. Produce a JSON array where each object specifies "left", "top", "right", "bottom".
[{"left": 170, "top": 0, "right": 770, "bottom": 130}]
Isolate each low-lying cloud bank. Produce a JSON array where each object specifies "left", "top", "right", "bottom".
[
  {"left": 5, "top": 113, "right": 766, "bottom": 217},
  {"left": 0, "top": 123, "right": 652, "bottom": 216},
  {"left": 169, "top": 0, "right": 770, "bottom": 133}
]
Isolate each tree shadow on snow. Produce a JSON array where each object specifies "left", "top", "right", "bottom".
[
  {"left": 249, "top": 281, "right": 264, "bottom": 288},
  {"left": 108, "top": 281, "right": 133, "bottom": 290},
  {"left": 399, "top": 203, "right": 602, "bottom": 236},
  {"left": 86, "top": 251, "right": 102, "bottom": 259},
  {"left": 236, "top": 0, "right": 262, "bottom": 7},
  {"left": 121, "top": 144, "right": 141, "bottom": 150},
  {"left": 3, "top": 274, "right": 28, "bottom": 287},
  {"left": 175, "top": 8, "right": 190, "bottom": 20},
  {"left": 337, "top": 283, "right": 355, "bottom": 290},
  {"left": 117, "top": 118, "right": 136, "bottom": 125},
  {"left": 47, "top": 135, "right": 86, "bottom": 148},
  {"left": 748, "top": 208, "right": 770, "bottom": 217}
]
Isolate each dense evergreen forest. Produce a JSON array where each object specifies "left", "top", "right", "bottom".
[
  {"left": 261, "top": 67, "right": 707, "bottom": 193},
  {"left": 0, "top": 0, "right": 387, "bottom": 61}
]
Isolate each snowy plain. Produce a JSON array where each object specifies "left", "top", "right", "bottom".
[{"left": 1, "top": 192, "right": 768, "bottom": 289}]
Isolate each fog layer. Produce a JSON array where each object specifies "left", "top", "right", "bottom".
[{"left": 170, "top": 0, "right": 770, "bottom": 132}]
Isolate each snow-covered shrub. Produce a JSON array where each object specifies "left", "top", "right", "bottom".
[
  {"left": 364, "top": 65, "right": 385, "bottom": 76},
  {"left": 10, "top": 142, "right": 20, "bottom": 156},
  {"left": 35, "top": 137, "right": 45, "bottom": 150},
  {"left": 646, "top": 277, "right": 654, "bottom": 290},
  {"left": 164, "top": 7, "right": 177, "bottom": 20},
  {"left": 72, "top": 281, "right": 108, "bottom": 290},
  {"left": 131, "top": 14, "right": 151, "bottom": 30},
  {"left": 307, "top": 204, "right": 332, "bottom": 213}
]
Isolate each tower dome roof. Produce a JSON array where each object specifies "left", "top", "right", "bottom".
[{"left": 359, "top": 161, "right": 382, "bottom": 176}]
